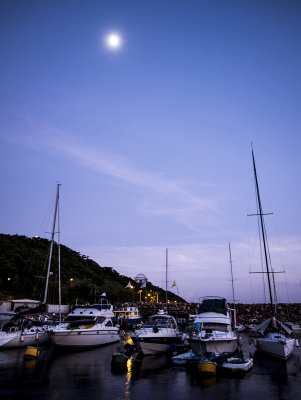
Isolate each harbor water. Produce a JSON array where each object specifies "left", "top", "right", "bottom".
[{"left": 0, "top": 332, "right": 300, "bottom": 400}]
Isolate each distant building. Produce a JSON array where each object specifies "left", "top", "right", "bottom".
[{"left": 134, "top": 274, "right": 148, "bottom": 285}]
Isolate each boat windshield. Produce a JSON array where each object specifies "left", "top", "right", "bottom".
[
  {"left": 195, "top": 322, "right": 230, "bottom": 332},
  {"left": 144, "top": 318, "right": 175, "bottom": 328}
]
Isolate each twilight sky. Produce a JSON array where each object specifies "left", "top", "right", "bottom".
[{"left": 1, "top": 0, "right": 301, "bottom": 303}]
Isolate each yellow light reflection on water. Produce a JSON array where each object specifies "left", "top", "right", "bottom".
[{"left": 124, "top": 356, "right": 133, "bottom": 399}]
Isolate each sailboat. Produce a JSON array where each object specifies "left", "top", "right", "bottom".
[
  {"left": 0, "top": 184, "right": 61, "bottom": 349},
  {"left": 130, "top": 248, "right": 185, "bottom": 355},
  {"left": 249, "top": 149, "right": 295, "bottom": 360}
]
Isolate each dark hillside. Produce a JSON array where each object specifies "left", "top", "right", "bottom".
[{"left": 0, "top": 234, "right": 185, "bottom": 305}]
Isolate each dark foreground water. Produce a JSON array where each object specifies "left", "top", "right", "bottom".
[{"left": 0, "top": 333, "right": 301, "bottom": 400}]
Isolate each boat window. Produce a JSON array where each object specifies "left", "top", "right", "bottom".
[
  {"left": 105, "top": 320, "right": 113, "bottom": 327},
  {"left": 202, "top": 323, "right": 228, "bottom": 332},
  {"left": 97, "top": 317, "right": 106, "bottom": 323}
]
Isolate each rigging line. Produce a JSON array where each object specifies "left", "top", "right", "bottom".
[
  {"left": 256, "top": 195, "right": 267, "bottom": 304},
  {"left": 263, "top": 221, "right": 278, "bottom": 305},
  {"left": 37, "top": 188, "right": 57, "bottom": 238},
  {"left": 252, "top": 150, "right": 274, "bottom": 314}
]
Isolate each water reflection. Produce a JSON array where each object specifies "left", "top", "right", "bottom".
[{"left": 0, "top": 333, "right": 300, "bottom": 400}]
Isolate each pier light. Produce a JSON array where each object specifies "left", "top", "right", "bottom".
[
  {"left": 7, "top": 277, "right": 11, "bottom": 281},
  {"left": 70, "top": 278, "right": 74, "bottom": 282}
]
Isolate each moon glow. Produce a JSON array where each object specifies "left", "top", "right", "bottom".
[{"left": 106, "top": 33, "right": 122, "bottom": 50}]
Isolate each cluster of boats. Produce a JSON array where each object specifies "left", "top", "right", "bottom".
[{"left": 1, "top": 292, "right": 298, "bottom": 379}]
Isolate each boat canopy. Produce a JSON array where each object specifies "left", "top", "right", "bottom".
[
  {"left": 251, "top": 317, "right": 292, "bottom": 335},
  {"left": 198, "top": 298, "right": 227, "bottom": 316}
]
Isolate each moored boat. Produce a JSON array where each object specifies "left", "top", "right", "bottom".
[
  {"left": 251, "top": 319, "right": 295, "bottom": 360},
  {"left": 248, "top": 149, "right": 296, "bottom": 360},
  {"left": 130, "top": 309, "right": 185, "bottom": 355},
  {"left": 186, "top": 296, "right": 238, "bottom": 355},
  {"left": 113, "top": 304, "right": 142, "bottom": 329},
  {"left": 219, "top": 356, "right": 253, "bottom": 374},
  {"left": 49, "top": 294, "right": 120, "bottom": 348}
]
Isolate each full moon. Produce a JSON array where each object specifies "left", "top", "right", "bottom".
[{"left": 106, "top": 33, "right": 122, "bottom": 50}]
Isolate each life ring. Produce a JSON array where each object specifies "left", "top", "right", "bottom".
[{"left": 9, "top": 326, "right": 18, "bottom": 333}]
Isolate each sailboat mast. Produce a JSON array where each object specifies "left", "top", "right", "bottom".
[
  {"left": 57, "top": 188, "right": 62, "bottom": 323},
  {"left": 229, "top": 242, "right": 235, "bottom": 308},
  {"left": 165, "top": 248, "right": 168, "bottom": 310},
  {"left": 229, "top": 243, "right": 237, "bottom": 329},
  {"left": 252, "top": 150, "right": 274, "bottom": 315},
  {"left": 43, "top": 184, "right": 60, "bottom": 304}
]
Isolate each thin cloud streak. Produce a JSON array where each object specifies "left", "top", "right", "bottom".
[{"left": 12, "top": 123, "right": 221, "bottom": 229}]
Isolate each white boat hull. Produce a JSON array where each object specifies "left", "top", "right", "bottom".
[
  {"left": 255, "top": 334, "right": 295, "bottom": 360},
  {"left": 49, "top": 328, "right": 120, "bottom": 347},
  {"left": 139, "top": 341, "right": 171, "bottom": 355},
  {"left": 221, "top": 357, "right": 253, "bottom": 373},
  {"left": 188, "top": 337, "right": 238, "bottom": 354},
  {"left": 132, "top": 331, "right": 185, "bottom": 355},
  {"left": 0, "top": 329, "right": 49, "bottom": 349}
]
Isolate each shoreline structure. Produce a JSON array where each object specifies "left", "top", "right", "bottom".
[{"left": 115, "top": 302, "right": 301, "bottom": 324}]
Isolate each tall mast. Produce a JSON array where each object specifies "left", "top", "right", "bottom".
[
  {"left": 229, "top": 242, "right": 236, "bottom": 329},
  {"left": 229, "top": 242, "right": 235, "bottom": 308},
  {"left": 43, "top": 184, "right": 60, "bottom": 304},
  {"left": 165, "top": 248, "right": 168, "bottom": 310},
  {"left": 57, "top": 188, "right": 62, "bottom": 323},
  {"left": 251, "top": 150, "right": 275, "bottom": 315}
]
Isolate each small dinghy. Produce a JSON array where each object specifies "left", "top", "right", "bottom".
[
  {"left": 220, "top": 357, "right": 253, "bottom": 374},
  {"left": 172, "top": 351, "right": 219, "bottom": 366},
  {"left": 172, "top": 351, "right": 205, "bottom": 365}
]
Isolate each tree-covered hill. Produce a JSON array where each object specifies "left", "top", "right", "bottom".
[{"left": 0, "top": 234, "right": 186, "bottom": 305}]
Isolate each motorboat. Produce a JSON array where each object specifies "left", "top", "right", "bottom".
[
  {"left": 186, "top": 296, "right": 238, "bottom": 355},
  {"left": 130, "top": 309, "right": 185, "bottom": 355},
  {"left": 113, "top": 304, "right": 142, "bottom": 329},
  {"left": 49, "top": 294, "right": 120, "bottom": 348}
]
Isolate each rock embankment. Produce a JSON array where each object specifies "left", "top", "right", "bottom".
[
  {"left": 119, "top": 302, "right": 301, "bottom": 324},
  {"left": 232, "top": 303, "right": 301, "bottom": 324}
]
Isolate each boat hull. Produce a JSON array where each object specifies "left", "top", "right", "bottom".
[
  {"left": 49, "top": 328, "right": 120, "bottom": 348},
  {"left": 255, "top": 334, "right": 295, "bottom": 360},
  {"left": 132, "top": 333, "right": 185, "bottom": 355},
  {"left": 220, "top": 357, "right": 253, "bottom": 374},
  {"left": 188, "top": 337, "right": 238, "bottom": 355},
  {"left": 0, "top": 329, "right": 49, "bottom": 349}
]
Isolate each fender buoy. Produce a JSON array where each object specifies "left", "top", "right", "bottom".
[{"left": 9, "top": 326, "right": 18, "bottom": 333}]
